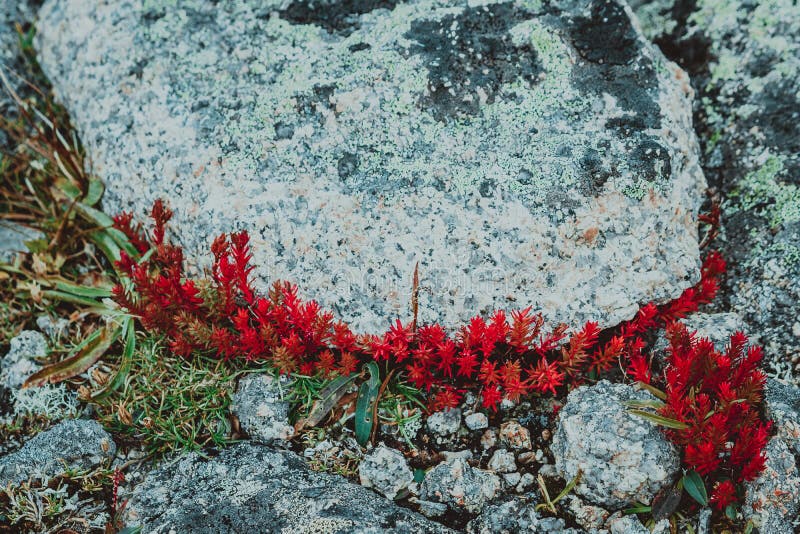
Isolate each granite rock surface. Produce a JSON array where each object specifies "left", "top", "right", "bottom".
[
  {"left": 632, "top": 0, "right": 800, "bottom": 382},
  {"left": 551, "top": 380, "right": 680, "bottom": 510},
  {"left": 36, "top": 0, "right": 705, "bottom": 333},
  {"left": 122, "top": 443, "right": 454, "bottom": 533},
  {"left": 231, "top": 373, "right": 295, "bottom": 444},
  {"left": 0, "top": 419, "right": 115, "bottom": 486}
]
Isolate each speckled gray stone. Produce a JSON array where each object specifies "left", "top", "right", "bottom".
[
  {"left": 464, "top": 412, "right": 488, "bottom": 431},
  {"left": 745, "top": 438, "right": 800, "bottom": 534},
  {"left": 466, "top": 498, "right": 578, "bottom": 534},
  {"left": 426, "top": 407, "right": 462, "bottom": 437},
  {"left": 0, "top": 1, "right": 39, "bottom": 149},
  {"left": 122, "top": 443, "right": 453, "bottom": 533},
  {"left": 420, "top": 457, "right": 500, "bottom": 514},
  {"left": 1, "top": 330, "right": 47, "bottom": 389},
  {"left": 358, "top": 444, "right": 413, "bottom": 500},
  {"left": 231, "top": 373, "right": 295, "bottom": 444},
  {"left": 765, "top": 378, "right": 800, "bottom": 457},
  {"left": 605, "top": 511, "right": 649, "bottom": 534},
  {"left": 551, "top": 380, "right": 680, "bottom": 510},
  {"left": 680, "top": 312, "right": 746, "bottom": 350},
  {"left": 487, "top": 448, "right": 516, "bottom": 473},
  {"left": 0, "top": 419, "right": 115, "bottom": 486},
  {"left": 0, "top": 221, "right": 43, "bottom": 263},
  {"left": 35, "top": 0, "right": 705, "bottom": 334},
  {"left": 633, "top": 0, "right": 800, "bottom": 383}
]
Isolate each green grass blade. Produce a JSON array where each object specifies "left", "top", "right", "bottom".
[{"left": 628, "top": 409, "right": 689, "bottom": 430}]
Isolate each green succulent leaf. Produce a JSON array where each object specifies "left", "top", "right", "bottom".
[{"left": 682, "top": 470, "right": 709, "bottom": 507}]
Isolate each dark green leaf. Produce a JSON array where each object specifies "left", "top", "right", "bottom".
[
  {"left": 682, "top": 470, "right": 708, "bottom": 507},
  {"left": 41, "top": 289, "right": 103, "bottom": 309},
  {"left": 24, "top": 238, "right": 48, "bottom": 254},
  {"left": 53, "top": 279, "right": 112, "bottom": 298},
  {"left": 89, "top": 230, "right": 122, "bottom": 264},
  {"left": 413, "top": 468, "right": 426, "bottom": 483},
  {"left": 355, "top": 362, "right": 380, "bottom": 446}
]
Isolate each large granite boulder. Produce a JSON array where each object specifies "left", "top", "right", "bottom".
[
  {"left": 36, "top": 0, "right": 705, "bottom": 333},
  {"left": 632, "top": 0, "right": 800, "bottom": 381},
  {"left": 122, "top": 443, "right": 454, "bottom": 533}
]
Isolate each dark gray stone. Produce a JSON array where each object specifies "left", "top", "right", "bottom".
[
  {"left": 1, "top": 330, "right": 47, "bottom": 390},
  {"left": 0, "top": 221, "right": 43, "bottom": 263},
  {"left": 122, "top": 443, "right": 454, "bottom": 533},
  {"left": 358, "top": 444, "right": 413, "bottom": 500}
]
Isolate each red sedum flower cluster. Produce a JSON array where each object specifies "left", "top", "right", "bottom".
[
  {"left": 112, "top": 201, "right": 770, "bottom": 511},
  {"left": 660, "top": 322, "right": 771, "bottom": 510}
]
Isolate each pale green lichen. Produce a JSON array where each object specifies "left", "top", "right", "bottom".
[
  {"left": 731, "top": 156, "right": 800, "bottom": 227},
  {"left": 136, "top": 1, "right": 674, "bottom": 209},
  {"left": 11, "top": 384, "right": 78, "bottom": 420}
]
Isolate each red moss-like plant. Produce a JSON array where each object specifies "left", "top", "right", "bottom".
[
  {"left": 111, "top": 201, "right": 768, "bottom": 510},
  {"left": 659, "top": 322, "right": 770, "bottom": 510}
]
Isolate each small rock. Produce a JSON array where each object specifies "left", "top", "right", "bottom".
[
  {"left": 652, "top": 519, "right": 671, "bottom": 534},
  {"left": 427, "top": 408, "right": 462, "bottom": 437},
  {"left": 551, "top": 380, "right": 680, "bottom": 509},
  {"left": 488, "top": 449, "right": 516, "bottom": 473},
  {"left": 420, "top": 457, "right": 500, "bottom": 514},
  {"left": 605, "top": 512, "right": 649, "bottom": 534},
  {"left": 516, "top": 451, "right": 538, "bottom": 465},
  {"left": 537, "top": 464, "right": 558, "bottom": 478},
  {"left": 0, "top": 221, "right": 43, "bottom": 263},
  {"left": 442, "top": 450, "right": 473, "bottom": 463},
  {"left": 415, "top": 499, "right": 449, "bottom": 519},
  {"left": 464, "top": 412, "right": 488, "bottom": 431},
  {"left": 0, "top": 419, "right": 115, "bottom": 486},
  {"left": 566, "top": 495, "right": 610, "bottom": 530},
  {"left": 358, "top": 445, "right": 413, "bottom": 500},
  {"left": 516, "top": 473, "right": 536, "bottom": 493},
  {"left": 480, "top": 429, "right": 497, "bottom": 450},
  {"left": 745, "top": 438, "right": 800, "bottom": 534},
  {"left": 502, "top": 472, "right": 521, "bottom": 487},
  {"left": 1, "top": 330, "right": 47, "bottom": 389},
  {"left": 680, "top": 313, "right": 746, "bottom": 350},
  {"left": 466, "top": 498, "right": 578, "bottom": 534},
  {"left": 499, "top": 420, "right": 532, "bottom": 450},
  {"left": 231, "top": 374, "right": 294, "bottom": 444}
]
